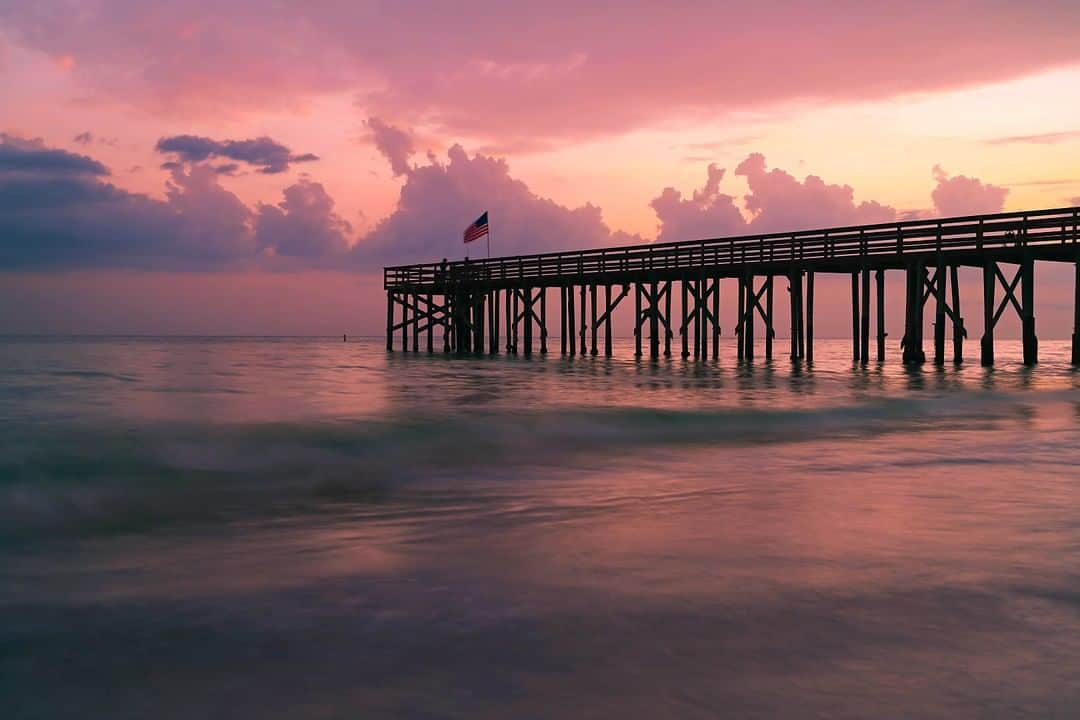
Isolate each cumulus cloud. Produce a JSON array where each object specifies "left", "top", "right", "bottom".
[
  {"left": 735, "top": 153, "right": 896, "bottom": 232},
  {"left": 0, "top": 134, "right": 348, "bottom": 269},
  {"left": 651, "top": 154, "right": 896, "bottom": 242},
  {"left": 155, "top": 134, "right": 319, "bottom": 174},
  {"left": 366, "top": 117, "right": 414, "bottom": 176},
  {"left": 650, "top": 164, "right": 746, "bottom": 242},
  {"left": 254, "top": 180, "right": 352, "bottom": 257},
  {"left": 931, "top": 165, "right": 1008, "bottom": 216},
  {"left": 73, "top": 131, "right": 94, "bottom": 145},
  {"left": 357, "top": 122, "right": 638, "bottom": 264},
  {"left": 3, "top": 3, "right": 1078, "bottom": 144}
]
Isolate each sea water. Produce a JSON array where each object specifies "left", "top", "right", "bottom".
[{"left": 2, "top": 336, "right": 1079, "bottom": 718}]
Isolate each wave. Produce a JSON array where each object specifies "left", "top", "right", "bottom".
[{"left": 0, "top": 387, "right": 1054, "bottom": 538}]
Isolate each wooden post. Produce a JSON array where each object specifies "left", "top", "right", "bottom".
[
  {"left": 736, "top": 275, "right": 745, "bottom": 361},
  {"left": 590, "top": 283, "right": 598, "bottom": 356},
  {"left": 444, "top": 293, "right": 452, "bottom": 353},
  {"left": 560, "top": 286, "right": 567, "bottom": 355},
  {"left": 568, "top": 284, "right": 576, "bottom": 356},
  {"left": 875, "top": 269, "right": 885, "bottom": 362},
  {"left": 950, "top": 266, "right": 963, "bottom": 364},
  {"left": 851, "top": 272, "right": 859, "bottom": 362},
  {"left": 539, "top": 287, "right": 547, "bottom": 354},
  {"left": 474, "top": 292, "right": 484, "bottom": 354},
  {"left": 934, "top": 261, "right": 946, "bottom": 365},
  {"left": 649, "top": 280, "right": 660, "bottom": 359},
  {"left": 402, "top": 291, "right": 409, "bottom": 353},
  {"left": 745, "top": 273, "right": 755, "bottom": 360},
  {"left": 425, "top": 289, "right": 434, "bottom": 351},
  {"left": 806, "top": 271, "right": 815, "bottom": 363},
  {"left": 789, "top": 271, "right": 799, "bottom": 360},
  {"left": 386, "top": 292, "right": 394, "bottom": 351},
  {"left": 693, "top": 279, "right": 702, "bottom": 359},
  {"left": 1022, "top": 254, "right": 1037, "bottom": 365},
  {"left": 765, "top": 275, "right": 774, "bottom": 361},
  {"left": 579, "top": 283, "right": 587, "bottom": 356},
  {"left": 634, "top": 282, "right": 642, "bottom": 358},
  {"left": 523, "top": 287, "right": 533, "bottom": 356},
  {"left": 981, "top": 261, "right": 995, "bottom": 366},
  {"left": 861, "top": 268, "right": 870, "bottom": 363},
  {"left": 492, "top": 289, "right": 498, "bottom": 354},
  {"left": 411, "top": 292, "right": 419, "bottom": 352},
  {"left": 605, "top": 284, "right": 613, "bottom": 357},
  {"left": 511, "top": 288, "right": 519, "bottom": 354},
  {"left": 711, "top": 277, "right": 720, "bottom": 360},
  {"left": 681, "top": 279, "right": 689, "bottom": 359},
  {"left": 1073, "top": 258, "right": 1080, "bottom": 365},
  {"left": 664, "top": 281, "right": 673, "bottom": 357},
  {"left": 902, "top": 260, "right": 926, "bottom": 365},
  {"left": 796, "top": 272, "right": 805, "bottom": 360}
]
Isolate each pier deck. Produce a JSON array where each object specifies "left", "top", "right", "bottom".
[{"left": 384, "top": 206, "right": 1080, "bottom": 365}]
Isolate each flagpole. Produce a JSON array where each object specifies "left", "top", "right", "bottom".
[{"left": 487, "top": 212, "right": 491, "bottom": 259}]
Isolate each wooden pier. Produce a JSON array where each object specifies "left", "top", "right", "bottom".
[{"left": 384, "top": 206, "right": 1080, "bottom": 366}]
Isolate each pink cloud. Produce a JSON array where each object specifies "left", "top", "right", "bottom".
[
  {"left": 3, "top": 2, "right": 1079, "bottom": 143},
  {"left": 736, "top": 153, "right": 897, "bottom": 232},
  {"left": 357, "top": 129, "right": 639, "bottom": 264},
  {"left": 931, "top": 165, "right": 1009, "bottom": 216},
  {"left": 254, "top": 180, "right": 351, "bottom": 257},
  {"left": 650, "top": 164, "right": 745, "bottom": 243},
  {"left": 651, "top": 154, "right": 896, "bottom": 242}
]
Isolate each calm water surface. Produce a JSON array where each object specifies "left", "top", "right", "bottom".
[{"left": 2, "top": 337, "right": 1080, "bottom": 718}]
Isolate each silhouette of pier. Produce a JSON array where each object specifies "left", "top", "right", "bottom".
[{"left": 384, "top": 206, "right": 1080, "bottom": 366}]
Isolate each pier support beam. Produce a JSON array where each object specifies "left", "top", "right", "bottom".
[
  {"left": 902, "top": 260, "right": 926, "bottom": 365},
  {"left": 1073, "top": 258, "right": 1080, "bottom": 365},
  {"left": 934, "top": 260, "right": 947, "bottom": 365},
  {"left": 634, "top": 283, "right": 642, "bottom": 358},
  {"left": 875, "top": 269, "right": 885, "bottom": 362},
  {"left": 605, "top": 284, "right": 613, "bottom": 357},
  {"left": 681, "top": 280, "right": 690, "bottom": 359},
  {"left": 806, "top": 271, "right": 815, "bottom": 363},
  {"left": 523, "top": 287, "right": 533, "bottom": 356},
  {"left": 851, "top": 272, "right": 860, "bottom": 362},
  {"left": 982, "top": 262, "right": 995, "bottom": 366},
  {"left": 386, "top": 292, "right": 394, "bottom": 351},
  {"left": 950, "top": 266, "right": 963, "bottom": 364},
  {"left": 579, "top": 284, "right": 587, "bottom": 356},
  {"left": 860, "top": 267, "right": 871, "bottom": 364},
  {"left": 1022, "top": 255, "right": 1038, "bottom": 365},
  {"left": 590, "top": 284, "right": 599, "bottom": 356},
  {"left": 789, "top": 270, "right": 805, "bottom": 360},
  {"left": 540, "top": 288, "right": 548, "bottom": 354},
  {"left": 567, "top": 284, "right": 576, "bottom": 356},
  {"left": 711, "top": 276, "right": 721, "bottom": 359}
]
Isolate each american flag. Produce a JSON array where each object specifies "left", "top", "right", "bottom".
[{"left": 463, "top": 211, "right": 489, "bottom": 244}]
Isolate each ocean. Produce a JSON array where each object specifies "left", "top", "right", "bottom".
[{"left": 2, "top": 336, "right": 1079, "bottom": 718}]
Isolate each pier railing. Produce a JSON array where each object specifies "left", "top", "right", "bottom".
[{"left": 385, "top": 206, "right": 1080, "bottom": 289}]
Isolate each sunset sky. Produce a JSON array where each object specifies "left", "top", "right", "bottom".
[{"left": 2, "top": 2, "right": 1079, "bottom": 335}]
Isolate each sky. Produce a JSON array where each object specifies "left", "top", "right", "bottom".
[{"left": 1, "top": 1, "right": 1080, "bottom": 336}]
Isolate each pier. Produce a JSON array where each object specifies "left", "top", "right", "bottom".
[{"left": 384, "top": 206, "right": 1080, "bottom": 365}]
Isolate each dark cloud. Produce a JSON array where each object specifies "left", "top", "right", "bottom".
[
  {"left": 931, "top": 165, "right": 1008, "bottom": 216},
  {"left": 356, "top": 128, "right": 638, "bottom": 264},
  {"left": 254, "top": 180, "right": 351, "bottom": 257},
  {"left": 155, "top": 134, "right": 318, "bottom": 174},
  {"left": 982, "top": 130, "right": 1080, "bottom": 146},
  {"left": 0, "top": 133, "right": 108, "bottom": 176},
  {"left": 73, "top": 131, "right": 94, "bottom": 145},
  {"left": 366, "top": 117, "right": 414, "bottom": 176}
]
